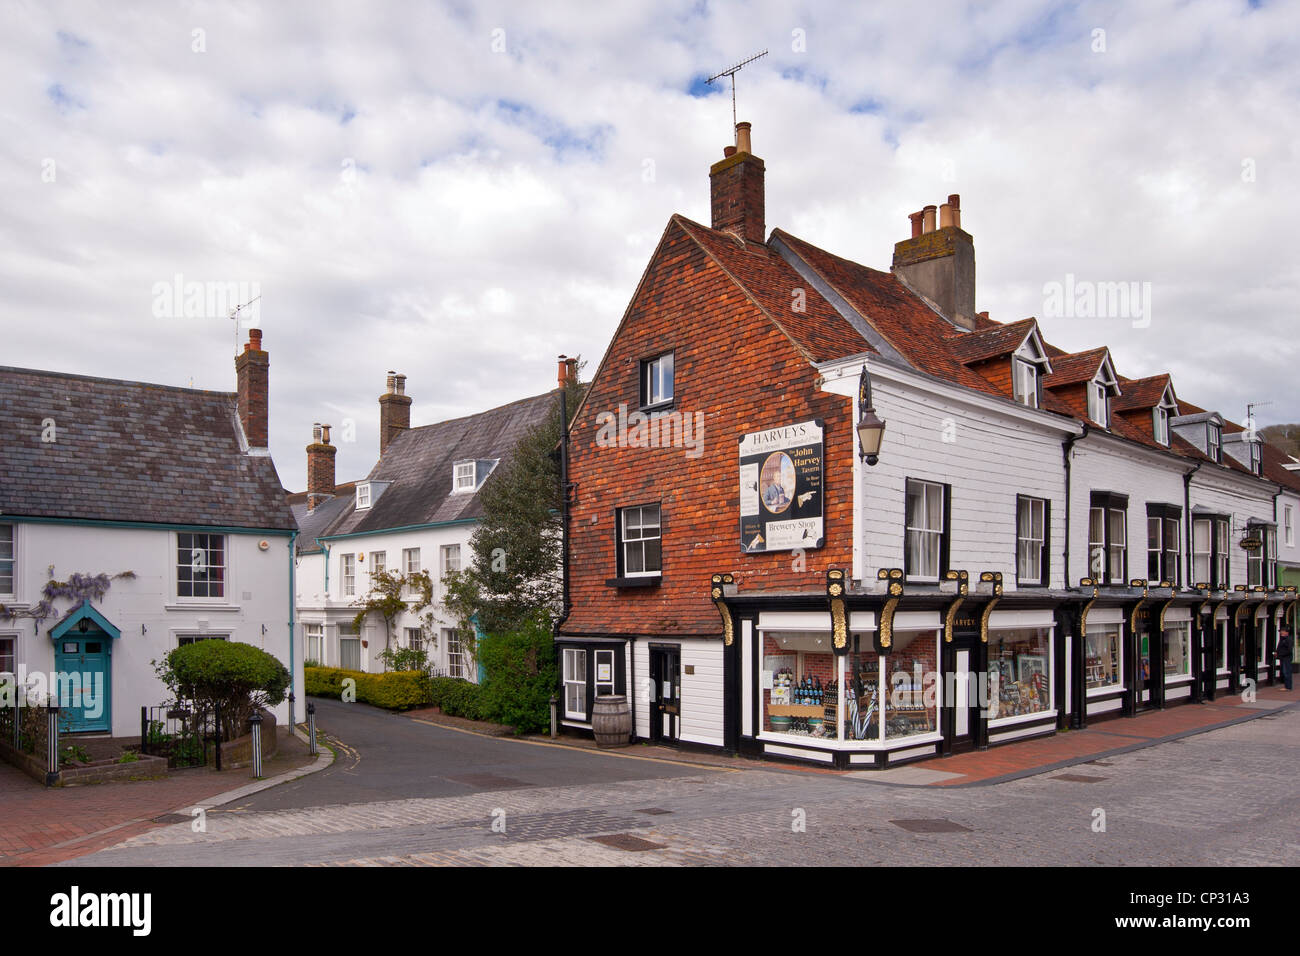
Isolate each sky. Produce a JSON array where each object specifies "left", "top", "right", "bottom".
[{"left": 3, "top": 0, "right": 1298, "bottom": 490}]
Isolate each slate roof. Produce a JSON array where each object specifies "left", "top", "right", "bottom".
[
  {"left": 291, "top": 495, "right": 352, "bottom": 553},
  {"left": 310, "top": 391, "right": 558, "bottom": 541},
  {"left": 0, "top": 367, "right": 296, "bottom": 530}
]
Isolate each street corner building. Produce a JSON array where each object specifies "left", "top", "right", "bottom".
[
  {"left": 0, "top": 328, "right": 300, "bottom": 738},
  {"left": 289, "top": 371, "right": 558, "bottom": 678},
  {"left": 556, "top": 122, "right": 1300, "bottom": 769}
]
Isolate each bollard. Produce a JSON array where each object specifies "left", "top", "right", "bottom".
[
  {"left": 307, "top": 701, "right": 318, "bottom": 756},
  {"left": 47, "top": 703, "right": 61, "bottom": 784},
  {"left": 249, "top": 711, "right": 263, "bottom": 779},
  {"left": 549, "top": 695, "right": 558, "bottom": 739}
]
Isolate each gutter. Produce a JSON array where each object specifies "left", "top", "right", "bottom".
[
  {"left": 1062, "top": 423, "right": 1091, "bottom": 587},
  {"left": 1183, "top": 461, "right": 1203, "bottom": 585},
  {"left": 558, "top": 387, "right": 573, "bottom": 627},
  {"left": 288, "top": 530, "right": 298, "bottom": 731}
]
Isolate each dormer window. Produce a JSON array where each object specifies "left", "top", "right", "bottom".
[
  {"left": 1249, "top": 440, "right": 1262, "bottom": 475},
  {"left": 1012, "top": 358, "right": 1040, "bottom": 408},
  {"left": 356, "top": 484, "right": 371, "bottom": 509},
  {"left": 640, "top": 352, "right": 674, "bottom": 409},
  {"left": 1153, "top": 405, "right": 1169, "bottom": 445},
  {"left": 1207, "top": 423, "right": 1221, "bottom": 463},
  {"left": 454, "top": 461, "right": 476, "bottom": 492},
  {"left": 1087, "top": 380, "right": 1109, "bottom": 427}
]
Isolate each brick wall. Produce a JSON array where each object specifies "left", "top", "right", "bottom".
[{"left": 563, "top": 219, "right": 854, "bottom": 637}]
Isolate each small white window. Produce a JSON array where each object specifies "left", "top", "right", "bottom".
[
  {"left": 305, "top": 624, "right": 324, "bottom": 665},
  {"left": 0, "top": 635, "right": 15, "bottom": 675},
  {"left": 404, "top": 627, "right": 424, "bottom": 653},
  {"left": 356, "top": 484, "right": 371, "bottom": 509},
  {"left": 1016, "top": 497, "right": 1046, "bottom": 585},
  {"left": 445, "top": 628, "right": 466, "bottom": 679},
  {"left": 1087, "top": 380, "right": 1109, "bottom": 427},
  {"left": 1192, "top": 519, "right": 1212, "bottom": 584},
  {"left": 454, "top": 461, "right": 476, "bottom": 492},
  {"left": 1153, "top": 406, "right": 1169, "bottom": 445},
  {"left": 1207, "top": 423, "right": 1221, "bottom": 462},
  {"left": 404, "top": 548, "right": 421, "bottom": 575},
  {"left": 1285, "top": 505, "right": 1294, "bottom": 548},
  {"left": 1012, "top": 358, "right": 1039, "bottom": 408},
  {"left": 1250, "top": 441, "right": 1261, "bottom": 475},
  {"left": 369, "top": 551, "right": 386, "bottom": 577},
  {"left": 905, "top": 479, "right": 945, "bottom": 581},
  {"left": 177, "top": 532, "right": 226, "bottom": 599},
  {"left": 441, "top": 544, "right": 461, "bottom": 575},
  {"left": 0, "top": 523, "right": 13, "bottom": 597},
  {"left": 642, "top": 353, "right": 674, "bottom": 407},
  {"left": 620, "top": 505, "right": 662, "bottom": 576},
  {"left": 564, "top": 648, "right": 588, "bottom": 718},
  {"left": 341, "top": 553, "right": 356, "bottom": 596}
]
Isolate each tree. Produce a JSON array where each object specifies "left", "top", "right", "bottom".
[
  {"left": 155, "top": 640, "right": 290, "bottom": 741},
  {"left": 351, "top": 568, "right": 434, "bottom": 669},
  {"left": 443, "top": 368, "right": 585, "bottom": 644}
]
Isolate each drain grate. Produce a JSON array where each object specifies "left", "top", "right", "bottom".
[
  {"left": 445, "top": 772, "right": 530, "bottom": 791},
  {"left": 588, "top": 833, "right": 666, "bottom": 852},
  {"left": 891, "top": 818, "right": 971, "bottom": 833},
  {"left": 1051, "top": 773, "right": 1106, "bottom": 783},
  {"left": 636, "top": 807, "right": 673, "bottom": 816}
]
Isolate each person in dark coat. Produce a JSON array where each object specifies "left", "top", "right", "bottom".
[{"left": 1278, "top": 624, "right": 1294, "bottom": 691}]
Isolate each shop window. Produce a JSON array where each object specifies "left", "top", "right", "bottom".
[
  {"left": 883, "top": 631, "right": 939, "bottom": 738},
  {"left": 843, "top": 644, "right": 882, "bottom": 741},
  {"left": 177, "top": 532, "right": 226, "bottom": 599},
  {"left": 594, "top": 649, "right": 615, "bottom": 697},
  {"left": 762, "top": 632, "right": 840, "bottom": 739},
  {"left": 1015, "top": 496, "right": 1048, "bottom": 586},
  {"left": 1145, "top": 505, "right": 1181, "bottom": 586},
  {"left": 1088, "top": 493, "right": 1127, "bottom": 584},
  {"left": 1084, "top": 624, "right": 1123, "bottom": 692},
  {"left": 1162, "top": 623, "right": 1191, "bottom": 678},
  {"left": 563, "top": 648, "right": 587, "bottom": 719},
  {"left": 619, "top": 504, "right": 662, "bottom": 577},
  {"left": 987, "top": 627, "right": 1052, "bottom": 721},
  {"left": 904, "top": 479, "right": 948, "bottom": 582},
  {"left": 1216, "top": 621, "right": 1228, "bottom": 672},
  {"left": 640, "top": 352, "right": 674, "bottom": 409}
]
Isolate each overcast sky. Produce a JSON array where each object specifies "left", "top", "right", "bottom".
[{"left": 4, "top": 0, "right": 1297, "bottom": 490}]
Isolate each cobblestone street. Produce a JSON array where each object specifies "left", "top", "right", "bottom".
[{"left": 64, "top": 704, "right": 1300, "bottom": 867}]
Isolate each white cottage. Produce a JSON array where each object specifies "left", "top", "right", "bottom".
[
  {"left": 292, "top": 373, "right": 557, "bottom": 678},
  {"left": 0, "top": 329, "right": 300, "bottom": 738}
]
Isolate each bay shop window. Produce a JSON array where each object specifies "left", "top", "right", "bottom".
[
  {"left": 1161, "top": 608, "right": 1194, "bottom": 685},
  {"left": 986, "top": 625, "right": 1053, "bottom": 723},
  {"left": 1083, "top": 608, "right": 1126, "bottom": 694},
  {"left": 759, "top": 615, "right": 940, "bottom": 746}
]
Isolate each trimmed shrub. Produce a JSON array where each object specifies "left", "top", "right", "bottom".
[
  {"left": 158, "top": 640, "right": 290, "bottom": 741},
  {"left": 438, "top": 680, "right": 486, "bottom": 720},
  {"left": 303, "top": 667, "right": 431, "bottom": 711},
  {"left": 477, "top": 617, "right": 557, "bottom": 734}
]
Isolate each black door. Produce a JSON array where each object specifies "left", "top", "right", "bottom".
[
  {"left": 942, "top": 632, "right": 981, "bottom": 754},
  {"left": 648, "top": 645, "right": 681, "bottom": 743}
]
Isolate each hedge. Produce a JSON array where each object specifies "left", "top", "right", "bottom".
[
  {"left": 304, "top": 667, "right": 431, "bottom": 711},
  {"left": 477, "top": 619, "right": 556, "bottom": 734}
]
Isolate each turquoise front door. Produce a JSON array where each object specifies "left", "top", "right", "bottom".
[{"left": 53, "top": 632, "right": 112, "bottom": 733}]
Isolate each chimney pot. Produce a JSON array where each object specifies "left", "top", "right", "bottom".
[
  {"left": 312, "top": 422, "right": 322, "bottom": 443},
  {"left": 908, "top": 211, "right": 924, "bottom": 239},
  {"left": 395, "top": 373, "right": 406, "bottom": 396},
  {"left": 565, "top": 357, "right": 578, "bottom": 387},
  {"left": 939, "top": 202, "right": 954, "bottom": 229},
  {"left": 321, "top": 423, "right": 331, "bottom": 444},
  {"left": 922, "top": 205, "right": 937, "bottom": 234},
  {"left": 723, "top": 145, "right": 737, "bottom": 158},
  {"left": 948, "top": 193, "right": 961, "bottom": 230},
  {"left": 557, "top": 354, "right": 568, "bottom": 390},
  {"left": 735, "top": 121, "right": 752, "bottom": 155}
]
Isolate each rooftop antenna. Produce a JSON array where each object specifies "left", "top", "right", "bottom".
[
  {"left": 1246, "top": 401, "right": 1273, "bottom": 440},
  {"left": 229, "top": 294, "right": 262, "bottom": 356},
  {"left": 707, "top": 49, "right": 768, "bottom": 128}
]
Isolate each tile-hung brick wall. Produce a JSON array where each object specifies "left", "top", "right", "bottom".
[{"left": 563, "top": 219, "right": 855, "bottom": 638}]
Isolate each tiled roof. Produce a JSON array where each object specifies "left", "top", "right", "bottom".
[
  {"left": 0, "top": 366, "right": 296, "bottom": 530},
  {"left": 770, "top": 229, "right": 998, "bottom": 393},
  {"left": 1042, "top": 348, "right": 1110, "bottom": 389},
  {"left": 672, "top": 217, "right": 875, "bottom": 364},
  {"left": 945, "top": 318, "right": 1039, "bottom": 364},
  {"left": 315, "top": 391, "right": 557, "bottom": 539},
  {"left": 1114, "top": 375, "right": 1173, "bottom": 412},
  {"left": 291, "top": 496, "right": 352, "bottom": 553}
]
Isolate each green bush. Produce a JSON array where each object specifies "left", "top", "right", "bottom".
[
  {"left": 478, "top": 617, "right": 557, "bottom": 734},
  {"left": 303, "top": 667, "right": 431, "bottom": 711},
  {"left": 156, "top": 640, "right": 290, "bottom": 741},
  {"left": 438, "top": 680, "right": 485, "bottom": 720}
]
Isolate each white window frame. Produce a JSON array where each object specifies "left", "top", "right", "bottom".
[
  {"left": 0, "top": 522, "right": 14, "bottom": 599},
  {"left": 355, "top": 483, "right": 371, "bottom": 509},
  {"left": 1012, "top": 357, "right": 1039, "bottom": 409},
  {"left": 176, "top": 632, "right": 230, "bottom": 647},
  {"left": 620, "top": 504, "right": 662, "bottom": 577},
  {"left": 905, "top": 479, "right": 945, "bottom": 583},
  {"left": 1084, "top": 624, "right": 1124, "bottom": 695},
  {"left": 338, "top": 631, "right": 362, "bottom": 671},
  {"left": 453, "top": 461, "right": 476, "bottom": 493},
  {"left": 1016, "top": 496, "right": 1046, "bottom": 585},
  {"left": 1192, "top": 518, "right": 1212, "bottom": 585},
  {"left": 0, "top": 634, "right": 18, "bottom": 676},
  {"left": 1087, "top": 380, "right": 1109, "bottom": 427},
  {"left": 341, "top": 553, "right": 356, "bottom": 597},
  {"left": 594, "top": 649, "right": 616, "bottom": 697},
  {"left": 369, "top": 551, "right": 386, "bottom": 579},
  {"left": 445, "top": 628, "right": 466, "bottom": 679},
  {"left": 563, "top": 647, "right": 588, "bottom": 719},
  {"left": 403, "top": 547, "right": 421, "bottom": 575},
  {"left": 176, "top": 531, "right": 227, "bottom": 600},
  {"left": 440, "top": 544, "right": 461, "bottom": 576},
  {"left": 1153, "top": 406, "right": 1169, "bottom": 446},
  {"left": 1286, "top": 505, "right": 1294, "bottom": 549},
  {"left": 642, "top": 353, "right": 674, "bottom": 408},
  {"left": 404, "top": 627, "right": 424, "bottom": 653},
  {"left": 1207, "top": 423, "right": 1221, "bottom": 462},
  {"left": 305, "top": 623, "right": 324, "bottom": 665}
]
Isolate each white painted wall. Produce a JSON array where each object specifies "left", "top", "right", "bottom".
[{"left": 2, "top": 521, "right": 297, "bottom": 738}]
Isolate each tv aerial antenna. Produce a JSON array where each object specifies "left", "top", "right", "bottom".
[
  {"left": 229, "top": 295, "right": 262, "bottom": 355},
  {"left": 707, "top": 50, "right": 768, "bottom": 127},
  {"left": 1246, "top": 401, "right": 1273, "bottom": 439}
]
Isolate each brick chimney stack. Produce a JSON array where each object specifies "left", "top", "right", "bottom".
[
  {"left": 306, "top": 423, "right": 337, "bottom": 512},
  {"left": 892, "top": 193, "right": 977, "bottom": 331},
  {"left": 236, "top": 327, "right": 269, "bottom": 448},
  {"left": 709, "top": 121, "right": 766, "bottom": 244},
  {"left": 378, "top": 371, "right": 412, "bottom": 456}
]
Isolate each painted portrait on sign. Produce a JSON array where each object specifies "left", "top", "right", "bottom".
[{"left": 760, "top": 452, "right": 796, "bottom": 514}]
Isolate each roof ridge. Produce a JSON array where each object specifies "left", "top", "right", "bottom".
[{"left": 0, "top": 365, "right": 236, "bottom": 398}]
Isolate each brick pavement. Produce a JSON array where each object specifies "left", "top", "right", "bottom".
[{"left": 0, "top": 731, "right": 318, "bottom": 867}]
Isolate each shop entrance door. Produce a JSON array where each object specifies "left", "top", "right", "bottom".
[
  {"left": 944, "top": 634, "right": 979, "bottom": 752},
  {"left": 1138, "top": 629, "right": 1156, "bottom": 710},
  {"left": 648, "top": 645, "right": 680, "bottom": 743}
]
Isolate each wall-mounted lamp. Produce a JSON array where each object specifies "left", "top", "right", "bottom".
[{"left": 856, "top": 365, "right": 886, "bottom": 466}]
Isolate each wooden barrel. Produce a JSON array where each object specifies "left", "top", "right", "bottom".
[{"left": 592, "top": 695, "right": 632, "bottom": 748}]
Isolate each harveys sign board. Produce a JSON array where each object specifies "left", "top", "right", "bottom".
[{"left": 739, "top": 419, "right": 824, "bottom": 553}]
